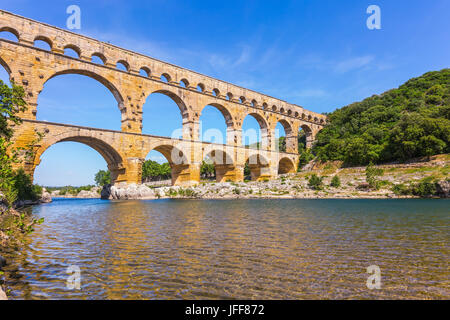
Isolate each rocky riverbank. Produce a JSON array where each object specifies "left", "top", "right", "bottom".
[
  {"left": 44, "top": 155, "right": 449, "bottom": 201},
  {"left": 100, "top": 154, "right": 449, "bottom": 200}
]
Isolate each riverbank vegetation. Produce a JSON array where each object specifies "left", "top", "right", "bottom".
[
  {"left": 0, "top": 80, "right": 46, "bottom": 299},
  {"left": 312, "top": 69, "right": 449, "bottom": 165}
]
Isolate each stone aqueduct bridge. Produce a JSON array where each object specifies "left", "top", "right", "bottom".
[{"left": 0, "top": 10, "right": 327, "bottom": 186}]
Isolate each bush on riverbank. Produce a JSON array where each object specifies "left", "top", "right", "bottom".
[{"left": 392, "top": 177, "right": 440, "bottom": 197}]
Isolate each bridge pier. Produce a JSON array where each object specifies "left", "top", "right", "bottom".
[
  {"left": 171, "top": 163, "right": 201, "bottom": 187},
  {"left": 215, "top": 165, "right": 244, "bottom": 183}
]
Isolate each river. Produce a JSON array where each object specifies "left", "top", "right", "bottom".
[{"left": 2, "top": 199, "right": 449, "bottom": 299}]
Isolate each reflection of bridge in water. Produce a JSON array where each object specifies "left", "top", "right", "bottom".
[{"left": 1, "top": 10, "right": 326, "bottom": 186}]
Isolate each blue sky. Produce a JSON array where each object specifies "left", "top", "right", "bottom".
[{"left": 1, "top": 0, "right": 449, "bottom": 186}]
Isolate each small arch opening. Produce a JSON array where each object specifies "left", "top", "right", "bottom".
[
  {"left": 160, "top": 73, "right": 171, "bottom": 83},
  {"left": 116, "top": 60, "right": 129, "bottom": 72},
  {"left": 197, "top": 83, "right": 205, "bottom": 93},
  {"left": 64, "top": 45, "right": 81, "bottom": 59},
  {"left": 34, "top": 37, "right": 52, "bottom": 51},
  {"left": 180, "top": 79, "right": 189, "bottom": 88},
  {"left": 91, "top": 53, "right": 106, "bottom": 65},
  {"left": 0, "top": 27, "right": 19, "bottom": 42},
  {"left": 139, "top": 67, "right": 151, "bottom": 78}
]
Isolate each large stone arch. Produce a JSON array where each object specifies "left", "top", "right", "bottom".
[
  {"left": 144, "top": 141, "right": 193, "bottom": 186},
  {"left": 241, "top": 112, "right": 270, "bottom": 150},
  {"left": 199, "top": 102, "right": 235, "bottom": 145},
  {"left": 299, "top": 123, "right": 314, "bottom": 149},
  {"left": 274, "top": 118, "right": 297, "bottom": 153},
  {"left": 45, "top": 69, "right": 125, "bottom": 107},
  {"left": 0, "top": 55, "right": 12, "bottom": 75},
  {"left": 146, "top": 88, "right": 189, "bottom": 118},
  {"left": 33, "top": 132, "right": 124, "bottom": 183}
]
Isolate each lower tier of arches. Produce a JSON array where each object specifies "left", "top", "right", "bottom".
[{"left": 10, "top": 120, "right": 299, "bottom": 187}]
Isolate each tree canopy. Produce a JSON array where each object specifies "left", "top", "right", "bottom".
[{"left": 313, "top": 69, "right": 450, "bottom": 165}]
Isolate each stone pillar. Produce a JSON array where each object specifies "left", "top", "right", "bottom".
[
  {"left": 10, "top": 70, "right": 41, "bottom": 120},
  {"left": 248, "top": 164, "right": 272, "bottom": 181},
  {"left": 120, "top": 97, "right": 144, "bottom": 133},
  {"left": 286, "top": 134, "right": 298, "bottom": 153},
  {"left": 215, "top": 165, "right": 244, "bottom": 183},
  {"left": 226, "top": 127, "right": 242, "bottom": 146},
  {"left": 172, "top": 163, "right": 200, "bottom": 186},
  {"left": 183, "top": 119, "right": 200, "bottom": 141},
  {"left": 114, "top": 157, "right": 143, "bottom": 184}
]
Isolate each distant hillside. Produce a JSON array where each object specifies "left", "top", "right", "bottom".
[{"left": 313, "top": 69, "right": 450, "bottom": 165}]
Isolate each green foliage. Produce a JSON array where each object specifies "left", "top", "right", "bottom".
[
  {"left": 308, "top": 174, "right": 324, "bottom": 190},
  {"left": 12, "top": 169, "right": 42, "bottom": 202},
  {"left": 95, "top": 170, "right": 111, "bottom": 186},
  {"left": 244, "top": 162, "right": 251, "bottom": 177},
  {"left": 392, "top": 177, "right": 438, "bottom": 197},
  {"left": 365, "top": 163, "right": 384, "bottom": 190},
  {"left": 142, "top": 160, "right": 171, "bottom": 182},
  {"left": 200, "top": 160, "right": 215, "bottom": 179},
  {"left": 0, "top": 80, "right": 27, "bottom": 140},
  {"left": 298, "top": 132, "right": 314, "bottom": 169},
  {"left": 330, "top": 175, "right": 341, "bottom": 188},
  {"left": 313, "top": 69, "right": 450, "bottom": 165},
  {"left": 278, "top": 136, "right": 286, "bottom": 152},
  {"left": 0, "top": 80, "right": 43, "bottom": 206}
]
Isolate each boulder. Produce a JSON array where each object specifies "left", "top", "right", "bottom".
[
  {"left": 436, "top": 180, "right": 450, "bottom": 198},
  {"left": 40, "top": 189, "right": 52, "bottom": 203}
]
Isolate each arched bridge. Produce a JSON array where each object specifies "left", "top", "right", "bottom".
[{"left": 1, "top": 10, "right": 327, "bottom": 186}]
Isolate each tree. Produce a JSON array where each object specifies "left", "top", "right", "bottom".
[
  {"left": 312, "top": 69, "right": 450, "bottom": 165},
  {"left": 0, "top": 80, "right": 29, "bottom": 206},
  {"left": 95, "top": 170, "right": 111, "bottom": 186},
  {"left": 200, "top": 160, "right": 215, "bottom": 179},
  {"left": 142, "top": 160, "right": 171, "bottom": 182}
]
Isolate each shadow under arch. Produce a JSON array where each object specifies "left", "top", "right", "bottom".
[
  {"left": 34, "top": 135, "right": 124, "bottom": 184},
  {"left": 278, "top": 157, "right": 296, "bottom": 174},
  {"left": 299, "top": 123, "right": 313, "bottom": 149},
  {"left": 244, "top": 153, "right": 271, "bottom": 181},
  {"left": 276, "top": 119, "right": 295, "bottom": 152},
  {"left": 203, "top": 148, "right": 236, "bottom": 183}
]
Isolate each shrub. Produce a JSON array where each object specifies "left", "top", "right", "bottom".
[
  {"left": 308, "top": 174, "right": 324, "bottom": 190},
  {"left": 365, "top": 163, "right": 384, "bottom": 190},
  {"left": 392, "top": 183, "right": 410, "bottom": 195},
  {"left": 411, "top": 177, "right": 437, "bottom": 197},
  {"left": 330, "top": 175, "right": 341, "bottom": 188}
]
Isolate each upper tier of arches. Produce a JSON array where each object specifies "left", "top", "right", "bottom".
[{"left": 0, "top": 10, "right": 327, "bottom": 127}]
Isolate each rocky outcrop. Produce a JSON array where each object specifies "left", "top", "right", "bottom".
[
  {"left": 51, "top": 187, "right": 102, "bottom": 199},
  {"left": 40, "top": 188, "right": 52, "bottom": 203},
  {"left": 436, "top": 180, "right": 450, "bottom": 198},
  {"left": 101, "top": 184, "right": 155, "bottom": 200}
]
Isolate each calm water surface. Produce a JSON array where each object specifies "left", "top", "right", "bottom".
[{"left": 3, "top": 199, "right": 449, "bottom": 299}]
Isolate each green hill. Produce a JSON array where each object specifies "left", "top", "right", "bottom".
[{"left": 313, "top": 69, "right": 450, "bottom": 165}]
